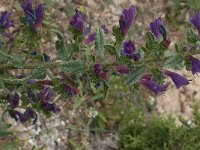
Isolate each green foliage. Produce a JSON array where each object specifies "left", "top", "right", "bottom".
[
  {"left": 112, "top": 26, "right": 125, "bottom": 46},
  {"left": 164, "top": 55, "right": 184, "bottom": 70},
  {"left": 50, "top": 29, "right": 69, "bottom": 61},
  {"left": 124, "top": 66, "right": 146, "bottom": 86},
  {"left": 59, "top": 60, "right": 85, "bottom": 73},
  {"left": 95, "top": 27, "right": 105, "bottom": 58},
  {"left": 120, "top": 106, "right": 200, "bottom": 150}
]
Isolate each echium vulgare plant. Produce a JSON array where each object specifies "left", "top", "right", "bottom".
[{"left": 0, "top": 0, "right": 200, "bottom": 125}]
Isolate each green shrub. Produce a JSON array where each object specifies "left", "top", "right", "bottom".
[{"left": 119, "top": 105, "right": 200, "bottom": 150}]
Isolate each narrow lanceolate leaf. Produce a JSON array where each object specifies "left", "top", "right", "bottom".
[
  {"left": 146, "top": 31, "right": 156, "bottom": 51},
  {"left": 124, "top": 66, "right": 146, "bottom": 86},
  {"left": 95, "top": 27, "right": 105, "bottom": 58},
  {"left": 59, "top": 60, "right": 85, "bottom": 73},
  {"left": 164, "top": 55, "right": 184, "bottom": 70},
  {"left": 29, "top": 67, "right": 46, "bottom": 79},
  {"left": 50, "top": 29, "right": 68, "bottom": 61},
  {"left": 104, "top": 45, "right": 117, "bottom": 55}
]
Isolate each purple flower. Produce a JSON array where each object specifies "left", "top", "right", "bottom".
[
  {"left": 0, "top": 11, "right": 13, "bottom": 31},
  {"left": 119, "top": 5, "right": 137, "bottom": 35},
  {"left": 101, "top": 25, "right": 109, "bottom": 34},
  {"left": 43, "top": 53, "right": 50, "bottom": 62},
  {"left": 82, "top": 25, "right": 109, "bottom": 46},
  {"left": 150, "top": 18, "right": 171, "bottom": 48},
  {"left": 70, "top": 10, "right": 84, "bottom": 33},
  {"left": 164, "top": 70, "right": 191, "bottom": 89},
  {"left": 22, "top": 0, "right": 44, "bottom": 30},
  {"left": 28, "top": 79, "right": 36, "bottom": 84},
  {"left": 83, "top": 32, "right": 96, "bottom": 45},
  {"left": 39, "top": 87, "right": 54, "bottom": 101},
  {"left": 122, "top": 40, "right": 136, "bottom": 56},
  {"left": 150, "top": 17, "right": 162, "bottom": 39},
  {"left": 190, "top": 12, "right": 200, "bottom": 35},
  {"left": 10, "top": 111, "right": 27, "bottom": 123},
  {"left": 100, "top": 72, "right": 109, "bottom": 81},
  {"left": 24, "top": 108, "right": 37, "bottom": 125},
  {"left": 43, "top": 102, "right": 60, "bottom": 113},
  {"left": 93, "top": 63, "right": 103, "bottom": 76},
  {"left": 114, "top": 65, "right": 130, "bottom": 74},
  {"left": 140, "top": 79, "right": 167, "bottom": 95},
  {"left": 133, "top": 53, "right": 141, "bottom": 61},
  {"left": 7, "top": 93, "right": 20, "bottom": 108},
  {"left": 63, "top": 84, "right": 80, "bottom": 96},
  {"left": 188, "top": 55, "right": 200, "bottom": 75}
]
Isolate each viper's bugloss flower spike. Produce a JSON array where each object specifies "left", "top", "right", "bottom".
[
  {"left": 164, "top": 70, "right": 191, "bottom": 89},
  {"left": 190, "top": 12, "right": 200, "bottom": 35},
  {"left": 140, "top": 79, "right": 167, "bottom": 95},
  {"left": 188, "top": 55, "right": 200, "bottom": 75},
  {"left": 150, "top": 17, "right": 162, "bottom": 39},
  {"left": 70, "top": 10, "right": 84, "bottom": 33},
  {"left": 63, "top": 84, "right": 80, "bottom": 96},
  {"left": 122, "top": 40, "right": 136, "bottom": 56},
  {"left": 114, "top": 65, "right": 130, "bottom": 74},
  {"left": 119, "top": 5, "right": 137, "bottom": 35},
  {"left": 93, "top": 63, "right": 103, "bottom": 76},
  {"left": 22, "top": 0, "right": 44, "bottom": 30},
  {"left": 0, "top": 11, "right": 13, "bottom": 31}
]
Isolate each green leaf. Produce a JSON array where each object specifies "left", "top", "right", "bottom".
[
  {"left": 187, "top": 28, "right": 198, "bottom": 44},
  {"left": 146, "top": 31, "right": 156, "bottom": 50},
  {"left": 124, "top": 66, "right": 146, "bottom": 86},
  {"left": 104, "top": 44, "right": 117, "bottom": 55},
  {"left": 59, "top": 60, "right": 85, "bottom": 73},
  {"left": 112, "top": 26, "right": 125, "bottom": 45},
  {"left": 12, "top": 53, "right": 25, "bottom": 68},
  {"left": 50, "top": 29, "right": 68, "bottom": 61},
  {"left": 29, "top": 67, "right": 46, "bottom": 79},
  {"left": 95, "top": 27, "right": 105, "bottom": 58},
  {"left": 0, "top": 123, "right": 13, "bottom": 137},
  {"left": 164, "top": 55, "right": 184, "bottom": 70}
]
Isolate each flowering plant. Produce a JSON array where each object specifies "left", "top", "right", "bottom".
[{"left": 0, "top": 0, "right": 200, "bottom": 127}]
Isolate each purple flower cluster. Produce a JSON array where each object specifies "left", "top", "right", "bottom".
[
  {"left": 21, "top": 0, "right": 44, "bottom": 29},
  {"left": 9, "top": 108, "right": 37, "bottom": 124},
  {"left": 121, "top": 40, "right": 141, "bottom": 61},
  {"left": 93, "top": 63, "right": 109, "bottom": 80},
  {"left": 119, "top": 5, "right": 137, "bottom": 35}
]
